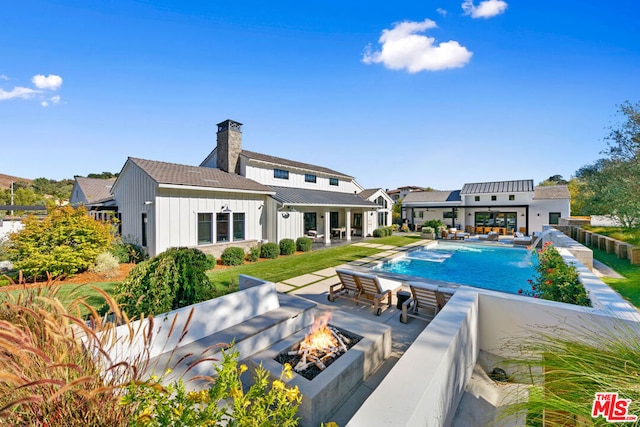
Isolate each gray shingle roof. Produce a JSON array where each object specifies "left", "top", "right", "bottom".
[
  {"left": 270, "top": 186, "right": 378, "bottom": 207},
  {"left": 75, "top": 177, "right": 116, "bottom": 203},
  {"left": 241, "top": 150, "right": 352, "bottom": 179},
  {"left": 403, "top": 190, "right": 461, "bottom": 204},
  {"left": 358, "top": 188, "right": 380, "bottom": 199},
  {"left": 129, "top": 158, "right": 273, "bottom": 193},
  {"left": 461, "top": 180, "right": 534, "bottom": 194},
  {"left": 533, "top": 185, "right": 571, "bottom": 199}
]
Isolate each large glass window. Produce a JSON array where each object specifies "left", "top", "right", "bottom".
[
  {"left": 274, "top": 169, "right": 289, "bottom": 179},
  {"left": 197, "top": 213, "right": 212, "bottom": 244},
  {"left": 549, "top": 212, "right": 561, "bottom": 225},
  {"left": 330, "top": 212, "right": 339, "bottom": 228},
  {"left": 353, "top": 213, "right": 362, "bottom": 227},
  {"left": 329, "top": 178, "right": 339, "bottom": 186},
  {"left": 216, "top": 213, "right": 230, "bottom": 242},
  {"left": 233, "top": 213, "right": 245, "bottom": 240},
  {"left": 474, "top": 211, "right": 517, "bottom": 232},
  {"left": 378, "top": 212, "right": 386, "bottom": 226},
  {"left": 304, "top": 212, "right": 317, "bottom": 233},
  {"left": 305, "top": 174, "right": 316, "bottom": 183}
]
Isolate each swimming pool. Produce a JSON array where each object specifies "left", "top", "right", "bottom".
[{"left": 373, "top": 242, "right": 537, "bottom": 295}]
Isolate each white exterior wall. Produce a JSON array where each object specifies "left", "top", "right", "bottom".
[
  {"left": 529, "top": 198, "right": 570, "bottom": 232},
  {"left": 462, "top": 192, "right": 533, "bottom": 206},
  {"left": 0, "top": 219, "right": 23, "bottom": 242},
  {"left": 70, "top": 182, "right": 87, "bottom": 206},
  {"left": 113, "top": 162, "right": 159, "bottom": 254},
  {"left": 243, "top": 163, "right": 360, "bottom": 194},
  {"left": 154, "top": 188, "right": 267, "bottom": 255}
]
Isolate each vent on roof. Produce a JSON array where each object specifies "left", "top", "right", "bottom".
[
  {"left": 187, "top": 170, "right": 202, "bottom": 174},
  {"left": 203, "top": 179, "right": 219, "bottom": 183}
]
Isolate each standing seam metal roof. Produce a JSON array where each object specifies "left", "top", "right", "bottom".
[
  {"left": 460, "top": 180, "right": 534, "bottom": 194},
  {"left": 270, "top": 186, "right": 379, "bottom": 207}
]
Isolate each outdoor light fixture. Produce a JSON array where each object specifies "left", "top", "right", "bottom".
[
  {"left": 537, "top": 212, "right": 540, "bottom": 217},
  {"left": 143, "top": 201, "right": 153, "bottom": 205},
  {"left": 221, "top": 205, "right": 232, "bottom": 213}
]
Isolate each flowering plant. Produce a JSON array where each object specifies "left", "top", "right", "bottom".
[{"left": 519, "top": 242, "right": 591, "bottom": 306}]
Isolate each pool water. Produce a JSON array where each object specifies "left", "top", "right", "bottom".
[{"left": 374, "top": 242, "right": 537, "bottom": 295}]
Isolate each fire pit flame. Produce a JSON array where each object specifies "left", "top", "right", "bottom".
[{"left": 288, "top": 312, "right": 351, "bottom": 373}]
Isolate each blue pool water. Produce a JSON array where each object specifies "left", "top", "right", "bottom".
[{"left": 374, "top": 242, "right": 537, "bottom": 295}]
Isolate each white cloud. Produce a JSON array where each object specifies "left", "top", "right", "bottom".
[
  {"left": 41, "top": 95, "right": 61, "bottom": 108},
  {"left": 0, "top": 86, "right": 40, "bottom": 101},
  {"left": 32, "top": 74, "right": 63, "bottom": 90},
  {"left": 437, "top": 8, "right": 448, "bottom": 16},
  {"left": 0, "top": 74, "right": 9, "bottom": 80},
  {"left": 362, "top": 19, "right": 473, "bottom": 73},
  {"left": 462, "top": 0, "right": 508, "bottom": 18}
]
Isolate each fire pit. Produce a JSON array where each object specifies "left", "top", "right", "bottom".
[
  {"left": 247, "top": 309, "right": 391, "bottom": 427},
  {"left": 274, "top": 312, "right": 362, "bottom": 381}
]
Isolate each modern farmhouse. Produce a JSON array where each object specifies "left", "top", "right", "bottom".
[
  {"left": 401, "top": 180, "right": 570, "bottom": 235},
  {"left": 107, "top": 120, "right": 393, "bottom": 256}
]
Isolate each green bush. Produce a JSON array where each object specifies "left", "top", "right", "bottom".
[
  {"left": 114, "top": 247, "right": 216, "bottom": 317},
  {"left": 204, "top": 254, "right": 216, "bottom": 269},
  {"left": 392, "top": 224, "right": 399, "bottom": 232},
  {"left": 521, "top": 242, "right": 591, "bottom": 306},
  {"left": 422, "top": 226, "right": 435, "bottom": 234},
  {"left": 246, "top": 246, "right": 260, "bottom": 262},
  {"left": 110, "top": 239, "right": 147, "bottom": 264},
  {"left": 7, "top": 206, "right": 113, "bottom": 279},
  {"left": 279, "top": 239, "right": 296, "bottom": 256},
  {"left": 373, "top": 226, "right": 393, "bottom": 237},
  {"left": 220, "top": 247, "right": 245, "bottom": 266},
  {"left": 296, "top": 237, "right": 312, "bottom": 252},
  {"left": 260, "top": 242, "right": 280, "bottom": 259}
]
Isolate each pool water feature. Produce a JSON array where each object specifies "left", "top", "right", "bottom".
[{"left": 374, "top": 242, "right": 537, "bottom": 295}]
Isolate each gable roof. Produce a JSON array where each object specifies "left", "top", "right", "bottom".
[
  {"left": 533, "top": 185, "right": 571, "bottom": 199},
  {"left": 75, "top": 177, "right": 116, "bottom": 204},
  {"left": 358, "top": 188, "right": 381, "bottom": 199},
  {"left": 461, "top": 180, "right": 534, "bottom": 194},
  {"left": 270, "top": 186, "right": 378, "bottom": 208},
  {"left": 403, "top": 190, "right": 461, "bottom": 204},
  {"left": 127, "top": 157, "right": 273, "bottom": 193},
  {"left": 241, "top": 150, "right": 352, "bottom": 179}
]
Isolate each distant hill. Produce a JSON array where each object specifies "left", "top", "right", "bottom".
[{"left": 0, "top": 174, "right": 31, "bottom": 190}]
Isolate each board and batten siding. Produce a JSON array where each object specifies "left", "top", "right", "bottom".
[
  {"left": 243, "top": 164, "right": 361, "bottom": 194},
  {"left": 155, "top": 188, "right": 267, "bottom": 255},
  {"left": 113, "top": 162, "right": 159, "bottom": 255}
]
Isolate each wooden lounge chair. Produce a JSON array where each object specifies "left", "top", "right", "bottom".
[
  {"left": 400, "top": 282, "right": 440, "bottom": 323},
  {"left": 329, "top": 269, "right": 362, "bottom": 304},
  {"left": 354, "top": 272, "right": 403, "bottom": 316},
  {"left": 436, "top": 286, "right": 456, "bottom": 308}
]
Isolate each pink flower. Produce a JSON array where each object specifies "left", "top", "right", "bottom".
[
  {"left": 533, "top": 295, "right": 539, "bottom": 298},
  {"left": 527, "top": 279, "right": 533, "bottom": 284},
  {"left": 518, "top": 289, "right": 523, "bottom": 294},
  {"left": 545, "top": 280, "right": 552, "bottom": 285},
  {"left": 531, "top": 285, "right": 536, "bottom": 290}
]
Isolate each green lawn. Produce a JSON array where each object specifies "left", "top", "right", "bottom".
[
  {"left": 207, "top": 235, "right": 423, "bottom": 292},
  {"left": 592, "top": 247, "right": 640, "bottom": 308},
  {"left": 583, "top": 225, "right": 640, "bottom": 246}
]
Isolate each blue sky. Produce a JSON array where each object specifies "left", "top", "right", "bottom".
[{"left": 1, "top": 0, "right": 639, "bottom": 191}]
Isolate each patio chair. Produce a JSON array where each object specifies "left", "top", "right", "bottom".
[
  {"left": 329, "top": 269, "right": 362, "bottom": 304},
  {"left": 354, "top": 272, "right": 403, "bottom": 316},
  {"left": 306, "top": 230, "right": 324, "bottom": 242},
  {"left": 513, "top": 232, "right": 532, "bottom": 246},
  {"left": 479, "top": 231, "right": 500, "bottom": 241},
  {"left": 436, "top": 286, "right": 456, "bottom": 309},
  {"left": 400, "top": 282, "right": 440, "bottom": 323}
]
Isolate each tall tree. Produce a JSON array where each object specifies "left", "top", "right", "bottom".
[{"left": 578, "top": 102, "right": 640, "bottom": 228}]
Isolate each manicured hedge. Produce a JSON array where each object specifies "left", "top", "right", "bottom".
[
  {"left": 279, "top": 239, "right": 296, "bottom": 256},
  {"left": 220, "top": 247, "right": 245, "bottom": 266},
  {"left": 260, "top": 242, "right": 280, "bottom": 259},
  {"left": 296, "top": 237, "right": 313, "bottom": 252}
]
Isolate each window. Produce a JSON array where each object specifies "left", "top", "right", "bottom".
[
  {"left": 378, "top": 211, "right": 386, "bottom": 226},
  {"left": 418, "top": 211, "right": 424, "bottom": 219},
  {"left": 330, "top": 212, "right": 339, "bottom": 229},
  {"left": 549, "top": 212, "right": 561, "bottom": 225},
  {"left": 509, "top": 194, "right": 515, "bottom": 201},
  {"left": 491, "top": 195, "right": 497, "bottom": 201},
  {"left": 353, "top": 213, "right": 362, "bottom": 227},
  {"left": 198, "top": 213, "right": 213, "bottom": 244},
  {"left": 305, "top": 174, "right": 316, "bottom": 183},
  {"left": 474, "top": 196, "right": 480, "bottom": 202},
  {"left": 216, "top": 213, "right": 230, "bottom": 242},
  {"left": 304, "top": 212, "right": 317, "bottom": 233},
  {"left": 233, "top": 213, "right": 245, "bottom": 240},
  {"left": 274, "top": 169, "right": 289, "bottom": 179},
  {"left": 329, "top": 178, "right": 339, "bottom": 186},
  {"left": 443, "top": 211, "right": 458, "bottom": 219},
  {"left": 141, "top": 213, "right": 148, "bottom": 247}
]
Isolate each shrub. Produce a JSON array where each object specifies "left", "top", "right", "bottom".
[
  {"left": 372, "top": 228, "right": 384, "bottom": 237},
  {"left": 204, "top": 254, "right": 216, "bottom": 269},
  {"left": 392, "top": 224, "right": 399, "bottom": 232},
  {"left": 520, "top": 242, "right": 591, "bottom": 306},
  {"left": 296, "top": 237, "right": 313, "bottom": 252},
  {"left": 221, "top": 247, "right": 245, "bottom": 266},
  {"left": 279, "top": 238, "right": 296, "bottom": 256},
  {"left": 110, "top": 239, "right": 147, "bottom": 264},
  {"left": 91, "top": 251, "right": 120, "bottom": 278},
  {"left": 114, "top": 247, "right": 216, "bottom": 317},
  {"left": 422, "top": 226, "right": 435, "bottom": 234},
  {"left": 246, "top": 245, "right": 260, "bottom": 262},
  {"left": 7, "top": 206, "right": 113, "bottom": 279},
  {"left": 400, "top": 224, "right": 409, "bottom": 232},
  {"left": 260, "top": 242, "right": 280, "bottom": 259}
]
